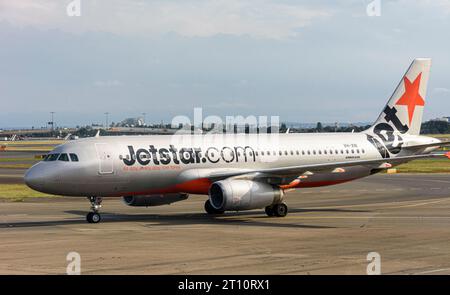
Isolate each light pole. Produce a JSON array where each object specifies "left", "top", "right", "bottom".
[
  {"left": 104, "top": 112, "right": 109, "bottom": 129},
  {"left": 50, "top": 112, "right": 55, "bottom": 131}
]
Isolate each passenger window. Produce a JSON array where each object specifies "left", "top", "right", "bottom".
[
  {"left": 279, "top": 151, "right": 282, "bottom": 156},
  {"left": 318, "top": 150, "right": 322, "bottom": 155},
  {"left": 69, "top": 153, "right": 79, "bottom": 162},
  {"left": 261, "top": 151, "right": 265, "bottom": 156},
  {"left": 296, "top": 150, "right": 299, "bottom": 155},
  {"left": 290, "top": 151, "right": 293, "bottom": 155},
  {"left": 324, "top": 150, "right": 327, "bottom": 155},
  {"left": 47, "top": 154, "right": 60, "bottom": 161},
  {"left": 302, "top": 151, "right": 305, "bottom": 155},
  {"left": 58, "top": 153, "right": 69, "bottom": 162},
  {"left": 284, "top": 151, "right": 288, "bottom": 156},
  {"left": 362, "top": 149, "right": 365, "bottom": 153},
  {"left": 307, "top": 151, "right": 311, "bottom": 155},
  {"left": 313, "top": 150, "right": 316, "bottom": 155}
]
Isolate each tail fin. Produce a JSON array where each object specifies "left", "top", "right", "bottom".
[{"left": 367, "top": 58, "right": 431, "bottom": 135}]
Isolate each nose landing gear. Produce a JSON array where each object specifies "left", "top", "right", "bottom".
[{"left": 86, "top": 196, "right": 102, "bottom": 223}]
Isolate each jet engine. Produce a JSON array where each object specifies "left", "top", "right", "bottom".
[
  {"left": 122, "top": 193, "right": 188, "bottom": 207},
  {"left": 208, "top": 179, "right": 283, "bottom": 211}
]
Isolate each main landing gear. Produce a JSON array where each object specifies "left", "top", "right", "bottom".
[
  {"left": 265, "top": 203, "right": 288, "bottom": 217},
  {"left": 204, "top": 200, "right": 224, "bottom": 215},
  {"left": 86, "top": 196, "right": 102, "bottom": 223},
  {"left": 203, "top": 199, "right": 288, "bottom": 217}
]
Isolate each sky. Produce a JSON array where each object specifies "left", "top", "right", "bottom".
[{"left": 1, "top": 0, "right": 450, "bottom": 128}]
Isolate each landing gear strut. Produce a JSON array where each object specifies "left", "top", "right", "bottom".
[
  {"left": 86, "top": 196, "right": 102, "bottom": 223},
  {"left": 204, "top": 200, "right": 224, "bottom": 215},
  {"left": 265, "top": 203, "right": 288, "bottom": 217}
]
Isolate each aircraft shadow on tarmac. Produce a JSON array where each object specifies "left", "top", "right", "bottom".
[{"left": 0, "top": 208, "right": 370, "bottom": 229}]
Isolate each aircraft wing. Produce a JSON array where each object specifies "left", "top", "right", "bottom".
[
  {"left": 402, "top": 139, "right": 450, "bottom": 150},
  {"left": 206, "top": 153, "right": 447, "bottom": 181}
]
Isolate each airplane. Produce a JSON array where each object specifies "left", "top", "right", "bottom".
[{"left": 24, "top": 58, "right": 450, "bottom": 223}]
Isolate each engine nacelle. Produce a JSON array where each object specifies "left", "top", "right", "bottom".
[
  {"left": 209, "top": 179, "right": 283, "bottom": 211},
  {"left": 122, "top": 193, "right": 188, "bottom": 207}
]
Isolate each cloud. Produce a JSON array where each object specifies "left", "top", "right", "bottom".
[
  {"left": 93, "top": 80, "right": 123, "bottom": 87},
  {"left": 2, "top": 0, "right": 450, "bottom": 127},
  {"left": 0, "top": 0, "right": 333, "bottom": 39},
  {"left": 433, "top": 87, "right": 450, "bottom": 94},
  {"left": 207, "top": 101, "right": 251, "bottom": 109},
  {"left": 416, "top": 0, "right": 450, "bottom": 14}
]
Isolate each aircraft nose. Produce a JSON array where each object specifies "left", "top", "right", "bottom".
[{"left": 24, "top": 165, "right": 45, "bottom": 191}]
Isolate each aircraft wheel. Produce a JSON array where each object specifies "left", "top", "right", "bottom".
[
  {"left": 273, "top": 203, "right": 288, "bottom": 217},
  {"left": 86, "top": 212, "right": 101, "bottom": 223},
  {"left": 265, "top": 206, "right": 275, "bottom": 217},
  {"left": 204, "top": 200, "right": 224, "bottom": 215}
]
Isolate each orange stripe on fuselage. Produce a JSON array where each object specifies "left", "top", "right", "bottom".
[
  {"left": 110, "top": 178, "right": 212, "bottom": 197},
  {"left": 112, "top": 176, "right": 359, "bottom": 197},
  {"left": 174, "top": 178, "right": 212, "bottom": 194}
]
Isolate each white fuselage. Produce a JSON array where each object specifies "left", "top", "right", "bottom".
[{"left": 23, "top": 132, "right": 437, "bottom": 197}]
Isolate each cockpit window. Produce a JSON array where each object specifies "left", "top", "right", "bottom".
[
  {"left": 46, "top": 153, "right": 60, "bottom": 161},
  {"left": 58, "top": 153, "right": 69, "bottom": 162},
  {"left": 69, "top": 153, "right": 79, "bottom": 162}
]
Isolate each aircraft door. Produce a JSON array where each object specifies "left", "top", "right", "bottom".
[{"left": 95, "top": 143, "right": 114, "bottom": 174}]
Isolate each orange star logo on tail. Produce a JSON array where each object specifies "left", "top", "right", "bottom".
[{"left": 395, "top": 73, "right": 425, "bottom": 125}]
